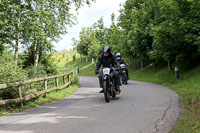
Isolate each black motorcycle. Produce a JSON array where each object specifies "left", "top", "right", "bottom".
[
  {"left": 120, "top": 63, "right": 128, "bottom": 85},
  {"left": 101, "top": 67, "right": 119, "bottom": 103}
]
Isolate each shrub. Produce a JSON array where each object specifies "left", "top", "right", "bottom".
[
  {"left": 0, "top": 54, "right": 27, "bottom": 84},
  {"left": 73, "top": 55, "right": 76, "bottom": 61},
  {"left": 0, "top": 53, "right": 28, "bottom": 99}
]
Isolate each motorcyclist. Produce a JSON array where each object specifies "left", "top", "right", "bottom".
[
  {"left": 95, "top": 46, "right": 121, "bottom": 93},
  {"left": 115, "top": 53, "right": 129, "bottom": 79}
]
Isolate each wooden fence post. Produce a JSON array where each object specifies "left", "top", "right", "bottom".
[
  {"left": 18, "top": 86, "right": 23, "bottom": 107},
  {"left": 72, "top": 71, "right": 74, "bottom": 78},
  {"left": 77, "top": 65, "right": 79, "bottom": 74},
  {"left": 55, "top": 77, "right": 59, "bottom": 92},
  {"left": 63, "top": 75, "right": 66, "bottom": 85},
  {"left": 44, "top": 80, "right": 48, "bottom": 98},
  {"left": 55, "top": 77, "right": 59, "bottom": 87},
  {"left": 68, "top": 74, "right": 70, "bottom": 82}
]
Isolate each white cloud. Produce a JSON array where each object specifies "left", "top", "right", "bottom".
[{"left": 53, "top": 0, "right": 126, "bottom": 52}]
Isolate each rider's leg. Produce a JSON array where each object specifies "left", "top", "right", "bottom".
[
  {"left": 98, "top": 71, "right": 104, "bottom": 93},
  {"left": 112, "top": 70, "right": 121, "bottom": 92},
  {"left": 126, "top": 69, "right": 129, "bottom": 79}
]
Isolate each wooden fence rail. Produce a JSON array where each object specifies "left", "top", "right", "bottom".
[{"left": 0, "top": 70, "right": 75, "bottom": 106}]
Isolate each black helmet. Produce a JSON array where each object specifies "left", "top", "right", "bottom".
[
  {"left": 116, "top": 53, "right": 121, "bottom": 57},
  {"left": 103, "top": 46, "right": 111, "bottom": 53}
]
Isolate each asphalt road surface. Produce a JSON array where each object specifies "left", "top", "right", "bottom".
[{"left": 0, "top": 76, "right": 181, "bottom": 133}]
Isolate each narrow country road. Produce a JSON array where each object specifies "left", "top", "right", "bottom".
[{"left": 0, "top": 76, "right": 180, "bottom": 133}]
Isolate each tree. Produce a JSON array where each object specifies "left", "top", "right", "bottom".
[
  {"left": 119, "top": 0, "right": 153, "bottom": 68},
  {"left": 0, "top": 0, "right": 95, "bottom": 66}
]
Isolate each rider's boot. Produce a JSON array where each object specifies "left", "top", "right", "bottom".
[
  {"left": 99, "top": 89, "right": 104, "bottom": 93},
  {"left": 116, "top": 86, "right": 121, "bottom": 93}
]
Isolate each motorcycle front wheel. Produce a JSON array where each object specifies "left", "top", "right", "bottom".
[{"left": 103, "top": 80, "right": 110, "bottom": 103}]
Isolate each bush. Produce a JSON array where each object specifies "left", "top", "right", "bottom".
[
  {"left": 26, "top": 64, "right": 47, "bottom": 79},
  {"left": 40, "top": 54, "right": 58, "bottom": 75},
  {"left": 0, "top": 53, "right": 28, "bottom": 99},
  {"left": 0, "top": 54, "right": 27, "bottom": 84},
  {"left": 73, "top": 55, "right": 76, "bottom": 62}
]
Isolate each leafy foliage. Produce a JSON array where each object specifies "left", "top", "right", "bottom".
[{"left": 0, "top": 53, "right": 27, "bottom": 84}]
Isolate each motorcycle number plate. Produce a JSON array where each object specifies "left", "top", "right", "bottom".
[{"left": 103, "top": 68, "right": 110, "bottom": 75}]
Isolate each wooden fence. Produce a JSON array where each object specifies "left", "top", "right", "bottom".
[{"left": 0, "top": 70, "right": 75, "bottom": 106}]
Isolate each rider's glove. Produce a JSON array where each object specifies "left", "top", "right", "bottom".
[{"left": 95, "top": 69, "right": 99, "bottom": 75}]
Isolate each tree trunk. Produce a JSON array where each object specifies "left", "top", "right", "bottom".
[
  {"left": 14, "top": 37, "right": 19, "bottom": 64},
  {"left": 80, "top": 54, "right": 82, "bottom": 62},
  {"left": 86, "top": 56, "right": 88, "bottom": 62},
  {"left": 168, "top": 59, "right": 171, "bottom": 71},
  {"left": 33, "top": 38, "right": 37, "bottom": 55},
  {"left": 34, "top": 40, "right": 40, "bottom": 70},
  {"left": 95, "top": 57, "right": 97, "bottom": 63},
  {"left": 92, "top": 58, "right": 94, "bottom": 64},
  {"left": 141, "top": 59, "right": 144, "bottom": 69},
  {"left": 153, "top": 59, "right": 156, "bottom": 71},
  {"left": 14, "top": 0, "right": 21, "bottom": 64}
]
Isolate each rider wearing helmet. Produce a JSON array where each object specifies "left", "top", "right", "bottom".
[
  {"left": 95, "top": 46, "right": 121, "bottom": 93},
  {"left": 116, "top": 53, "right": 129, "bottom": 79}
]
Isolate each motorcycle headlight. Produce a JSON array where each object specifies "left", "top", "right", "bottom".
[{"left": 120, "top": 64, "right": 125, "bottom": 69}]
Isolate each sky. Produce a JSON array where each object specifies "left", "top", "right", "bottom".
[{"left": 53, "top": 0, "right": 126, "bottom": 52}]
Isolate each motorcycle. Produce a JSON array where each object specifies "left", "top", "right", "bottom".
[
  {"left": 120, "top": 63, "right": 128, "bottom": 85},
  {"left": 101, "top": 67, "right": 119, "bottom": 103}
]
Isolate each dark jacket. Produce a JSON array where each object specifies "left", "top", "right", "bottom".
[
  {"left": 116, "top": 57, "right": 128, "bottom": 65},
  {"left": 96, "top": 53, "right": 119, "bottom": 71}
]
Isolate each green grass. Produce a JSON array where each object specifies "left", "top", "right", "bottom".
[
  {"left": 79, "top": 63, "right": 96, "bottom": 77},
  {"left": 52, "top": 50, "right": 97, "bottom": 76}
]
